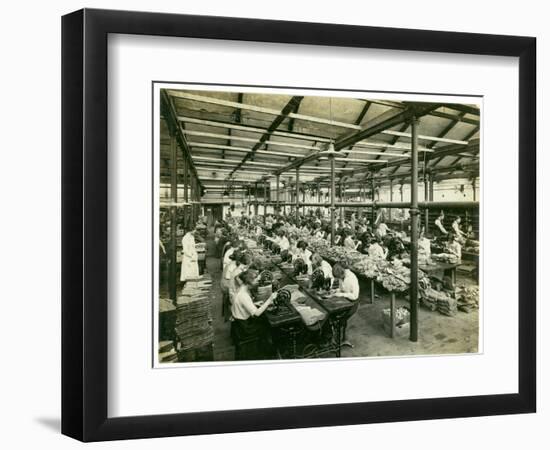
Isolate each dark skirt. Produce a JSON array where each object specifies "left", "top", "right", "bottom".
[
  {"left": 231, "top": 317, "right": 272, "bottom": 360},
  {"left": 231, "top": 317, "right": 265, "bottom": 341}
]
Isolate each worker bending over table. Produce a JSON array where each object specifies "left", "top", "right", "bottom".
[{"left": 311, "top": 253, "right": 334, "bottom": 288}]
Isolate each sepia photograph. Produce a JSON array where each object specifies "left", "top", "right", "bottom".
[{"left": 155, "top": 84, "right": 481, "bottom": 365}]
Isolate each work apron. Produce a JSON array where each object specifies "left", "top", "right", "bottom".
[{"left": 180, "top": 254, "right": 199, "bottom": 281}]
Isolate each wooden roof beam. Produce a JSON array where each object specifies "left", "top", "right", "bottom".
[
  {"left": 168, "top": 91, "right": 358, "bottom": 130},
  {"left": 228, "top": 96, "right": 304, "bottom": 178}
]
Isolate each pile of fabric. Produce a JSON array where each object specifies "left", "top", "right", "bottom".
[
  {"left": 432, "top": 253, "right": 460, "bottom": 264},
  {"left": 455, "top": 285, "right": 480, "bottom": 312},
  {"left": 436, "top": 294, "right": 458, "bottom": 316},
  {"left": 375, "top": 260, "right": 412, "bottom": 292},
  {"left": 420, "top": 287, "right": 452, "bottom": 312},
  {"left": 250, "top": 254, "right": 272, "bottom": 270},
  {"left": 351, "top": 255, "right": 381, "bottom": 278},
  {"left": 321, "top": 245, "right": 358, "bottom": 262},
  {"left": 463, "top": 239, "right": 480, "bottom": 255},
  {"left": 290, "top": 293, "right": 327, "bottom": 327},
  {"left": 381, "top": 306, "right": 410, "bottom": 326},
  {"left": 381, "top": 306, "right": 410, "bottom": 337}
]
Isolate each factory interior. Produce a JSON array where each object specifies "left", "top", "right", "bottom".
[{"left": 157, "top": 88, "right": 480, "bottom": 363}]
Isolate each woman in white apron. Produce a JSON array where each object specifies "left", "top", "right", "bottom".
[{"left": 180, "top": 228, "right": 199, "bottom": 282}]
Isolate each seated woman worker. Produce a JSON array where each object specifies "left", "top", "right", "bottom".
[
  {"left": 311, "top": 253, "right": 334, "bottom": 289},
  {"left": 332, "top": 261, "right": 360, "bottom": 348},
  {"left": 230, "top": 269, "right": 276, "bottom": 360},
  {"left": 295, "top": 240, "right": 313, "bottom": 268},
  {"left": 220, "top": 249, "right": 242, "bottom": 321}
]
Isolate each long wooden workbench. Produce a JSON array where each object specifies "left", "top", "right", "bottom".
[{"left": 258, "top": 254, "right": 356, "bottom": 359}]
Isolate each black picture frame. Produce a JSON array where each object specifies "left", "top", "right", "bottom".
[{"left": 62, "top": 8, "right": 536, "bottom": 442}]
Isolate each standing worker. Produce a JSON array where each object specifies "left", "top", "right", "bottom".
[
  {"left": 451, "top": 216, "right": 466, "bottom": 242},
  {"left": 434, "top": 211, "right": 448, "bottom": 237},
  {"left": 180, "top": 227, "right": 199, "bottom": 282}
]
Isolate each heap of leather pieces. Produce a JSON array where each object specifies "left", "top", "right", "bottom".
[
  {"left": 420, "top": 287, "right": 448, "bottom": 312},
  {"left": 437, "top": 294, "right": 458, "bottom": 316},
  {"left": 175, "top": 274, "right": 214, "bottom": 351},
  {"left": 455, "top": 285, "right": 479, "bottom": 313}
]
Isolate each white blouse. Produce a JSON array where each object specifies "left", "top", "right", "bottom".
[
  {"left": 343, "top": 236, "right": 356, "bottom": 250},
  {"left": 368, "top": 243, "right": 386, "bottom": 259},
  {"left": 320, "top": 260, "right": 333, "bottom": 281},
  {"left": 278, "top": 236, "right": 290, "bottom": 251},
  {"left": 223, "top": 247, "right": 235, "bottom": 267},
  {"left": 231, "top": 286, "right": 258, "bottom": 320},
  {"left": 338, "top": 269, "right": 360, "bottom": 301}
]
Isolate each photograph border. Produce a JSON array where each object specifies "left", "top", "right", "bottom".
[
  {"left": 62, "top": 8, "right": 536, "bottom": 441},
  {"left": 151, "top": 81, "right": 485, "bottom": 369}
]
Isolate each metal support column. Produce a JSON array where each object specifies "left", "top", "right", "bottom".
[
  {"left": 247, "top": 184, "right": 251, "bottom": 215},
  {"left": 330, "top": 155, "right": 335, "bottom": 245},
  {"left": 472, "top": 177, "right": 477, "bottom": 201},
  {"left": 339, "top": 181, "right": 344, "bottom": 227},
  {"left": 264, "top": 179, "right": 268, "bottom": 218},
  {"left": 276, "top": 175, "right": 280, "bottom": 216},
  {"left": 424, "top": 175, "right": 429, "bottom": 233},
  {"left": 389, "top": 179, "right": 393, "bottom": 222},
  {"left": 295, "top": 167, "right": 300, "bottom": 222},
  {"left": 410, "top": 116, "right": 420, "bottom": 342},
  {"left": 183, "top": 154, "right": 189, "bottom": 230},
  {"left": 169, "top": 135, "right": 178, "bottom": 303},
  {"left": 283, "top": 182, "right": 287, "bottom": 216},
  {"left": 302, "top": 184, "right": 306, "bottom": 216},
  {"left": 254, "top": 182, "right": 258, "bottom": 216},
  {"left": 371, "top": 176, "right": 376, "bottom": 226}
]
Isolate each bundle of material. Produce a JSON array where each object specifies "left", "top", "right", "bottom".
[
  {"left": 348, "top": 252, "right": 370, "bottom": 267},
  {"left": 381, "top": 306, "right": 410, "bottom": 326},
  {"left": 463, "top": 239, "right": 480, "bottom": 255},
  {"left": 322, "top": 245, "right": 360, "bottom": 262},
  {"left": 254, "top": 284, "right": 273, "bottom": 302},
  {"left": 175, "top": 275, "right": 214, "bottom": 351},
  {"left": 455, "top": 285, "right": 480, "bottom": 313},
  {"left": 432, "top": 253, "right": 460, "bottom": 264},
  {"left": 270, "top": 255, "right": 283, "bottom": 265},
  {"left": 381, "top": 306, "right": 410, "bottom": 337},
  {"left": 244, "top": 238, "right": 257, "bottom": 249},
  {"left": 250, "top": 255, "right": 272, "bottom": 271},
  {"left": 359, "top": 257, "right": 388, "bottom": 279},
  {"left": 420, "top": 287, "right": 451, "bottom": 312},
  {"left": 436, "top": 293, "right": 458, "bottom": 316},
  {"left": 308, "top": 237, "right": 330, "bottom": 255},
  {"left": 291, "top": 294, "right": 327, "bottom": 327},
  {"left": 376, "top": 260, "right": 410, "bottom": 292}
]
